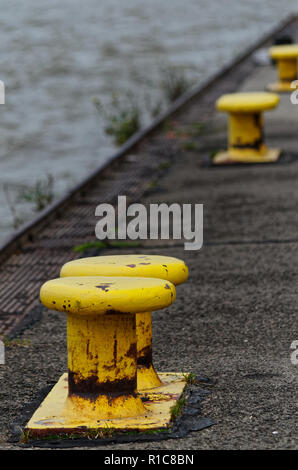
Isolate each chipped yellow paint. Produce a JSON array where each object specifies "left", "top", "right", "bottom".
[
  {"left": 27, "top": 275, "right": 178, "bottom": 433},
  {"left": 214, "top": 92, "right": 280, "bottom": 164},
  {"left": 26, "top": 372, "right": 187, "bottom": 436},
  {"left": 60, "top": 255, "right": 188, "bottom": 391},
  {"left": 41, "top": 276, "right": 176, "bottom": 315},
  {"left": 60, "top": 254, "right": 189, "bottom": 285},
  {"left": 138, "top": 363, "right": 163, "bottom": 390},
  {"left": 66, "top": 311, "right": 144, "bottom": 419},
  {"left": 268, "top": 45, "right": 298, "bottom": 92}
]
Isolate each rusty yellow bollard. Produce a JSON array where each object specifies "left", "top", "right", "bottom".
[
  {"left": 214, "top": 92, "right": 280, "bottom": 164},
  {"left": 26, "top": 276, "right": 181, "bottom": 435},
  {"left": 60, "top": 255, "right": 189, "bottom": 391},
  {"left": 268, "top": 44, "right": 298, "bottom": 92}
]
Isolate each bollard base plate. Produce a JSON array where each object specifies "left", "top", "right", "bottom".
[
  {"left": 25, "top": 372, "right": 187, "bottom": 438},
  {"left": 266, "top": 82, "right": 295, "bottom": 93},
  {"left": 213, "top": 148, "right": 280, "bottom": 165}
]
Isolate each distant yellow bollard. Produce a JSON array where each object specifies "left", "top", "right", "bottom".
[
  {"left": 26, "top": 276, "right": 188, "bottom": 436},
  {"left": 268, "top": 44, "right": 298, "bottom": 92},
  {"left": 60, "top": 255, "right": 189, "bottom": 391},
  {"left": 214, "top": 92, "right": 280, "bottom": 164}
]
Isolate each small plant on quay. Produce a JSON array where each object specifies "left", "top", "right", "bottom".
[
  {"left": 160, "top": 65, "right": 193, "bottom": 103},
  {"left": 3, "top": 335, "right": 31, "bottom": 348},
  {"left": 3, "top": 183, "right": 24, "bottom": 229},
  {"left": 17, "top": 174, "right": 54, "bottom": 212},
  {"left": 87, "top": 425, "right": 115, "bottom": 440},
  {"left": 170, "top": 396, "right": 186, "bottom": 421},
  {"left": 93, "top": 92, "right": 140, "bottom": 145},
  {"left": 20, "top": 429, "right": 31, "bottom": 444},
  {"left": 73, "top": 240, "right": 142, "bottom": 254},
  {"left": 182, "top": 372, "right": 197, "bottom": 385},
  {"left": 93, "top": 63, "right": 195, "bottom": 145}
]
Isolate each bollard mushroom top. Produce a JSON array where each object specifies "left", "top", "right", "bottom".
[
  {"left": 60, "top": 254, "right": 188, "bottom": 286},
  {"left": 40, "top": 276, "right": 176, "bottom": 316},
  {"left": 269, "top": 44, "right": 298, "bottom": 59},
  {"left": 216, "top": 92, "right": 279, "bottom": 113}
]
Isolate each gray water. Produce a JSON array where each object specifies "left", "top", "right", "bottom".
[{"left": 0, "top": 0, "right": 297, "bottom": 244}]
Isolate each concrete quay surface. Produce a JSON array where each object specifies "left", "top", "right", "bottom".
[{"left": 0, "top": 54, "right": 297, "bottom": 449}]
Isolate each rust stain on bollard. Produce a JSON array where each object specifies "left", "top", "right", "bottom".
[
  {"left": 268, "top": 44, "right": 298, "bottom": 92},
  {"left": 60, "top": 254, "right": 189, "bottom": 391},
  {"left": 214, "top": 92, "right": 281, "bottom": 164}
]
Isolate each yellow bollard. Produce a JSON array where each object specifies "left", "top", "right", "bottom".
[
  {"left": 60, "top": 255, "right": 189, "bottom": 391},
  {"left": 26, "top": 276, "right": 188, "bottom": 436},
  {"left": 214, "top": 92, "right": 280, "bottom": 164},
  {"left": 268, "top": 44, "right": 298, "bottom": 92}
]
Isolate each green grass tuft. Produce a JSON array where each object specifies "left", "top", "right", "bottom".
[
  {"left": 182, "top": 372, "right": 197, "bottom": 385},
  {"left": 170, "top": 396, "right": 186, "bottom": 421},
  {"left": 160, "top": 65, "right": 193, "bottom": 103},
  {"left": 182, "top": 141, "right": 197, "bottom": 151},
  {"left": 17, "top": 174, "right": 54, "bottom": 212},
  {"left": 93, "top": 92, "right": 140, "bottom": 146},
  {"left": 2, "top": 336, "right": 31, "bottom": 348},
  {"left": 73, "top": 240, "right": 142, "bottom": 253}
]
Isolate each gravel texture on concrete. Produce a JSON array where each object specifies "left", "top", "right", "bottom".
[{"left": 0, "top": 64, "right": 297, "bottom": 450}]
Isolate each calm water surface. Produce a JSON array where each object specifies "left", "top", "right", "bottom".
[{"left": 0, "top": 0, "right": 297, "bottom": 244}]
